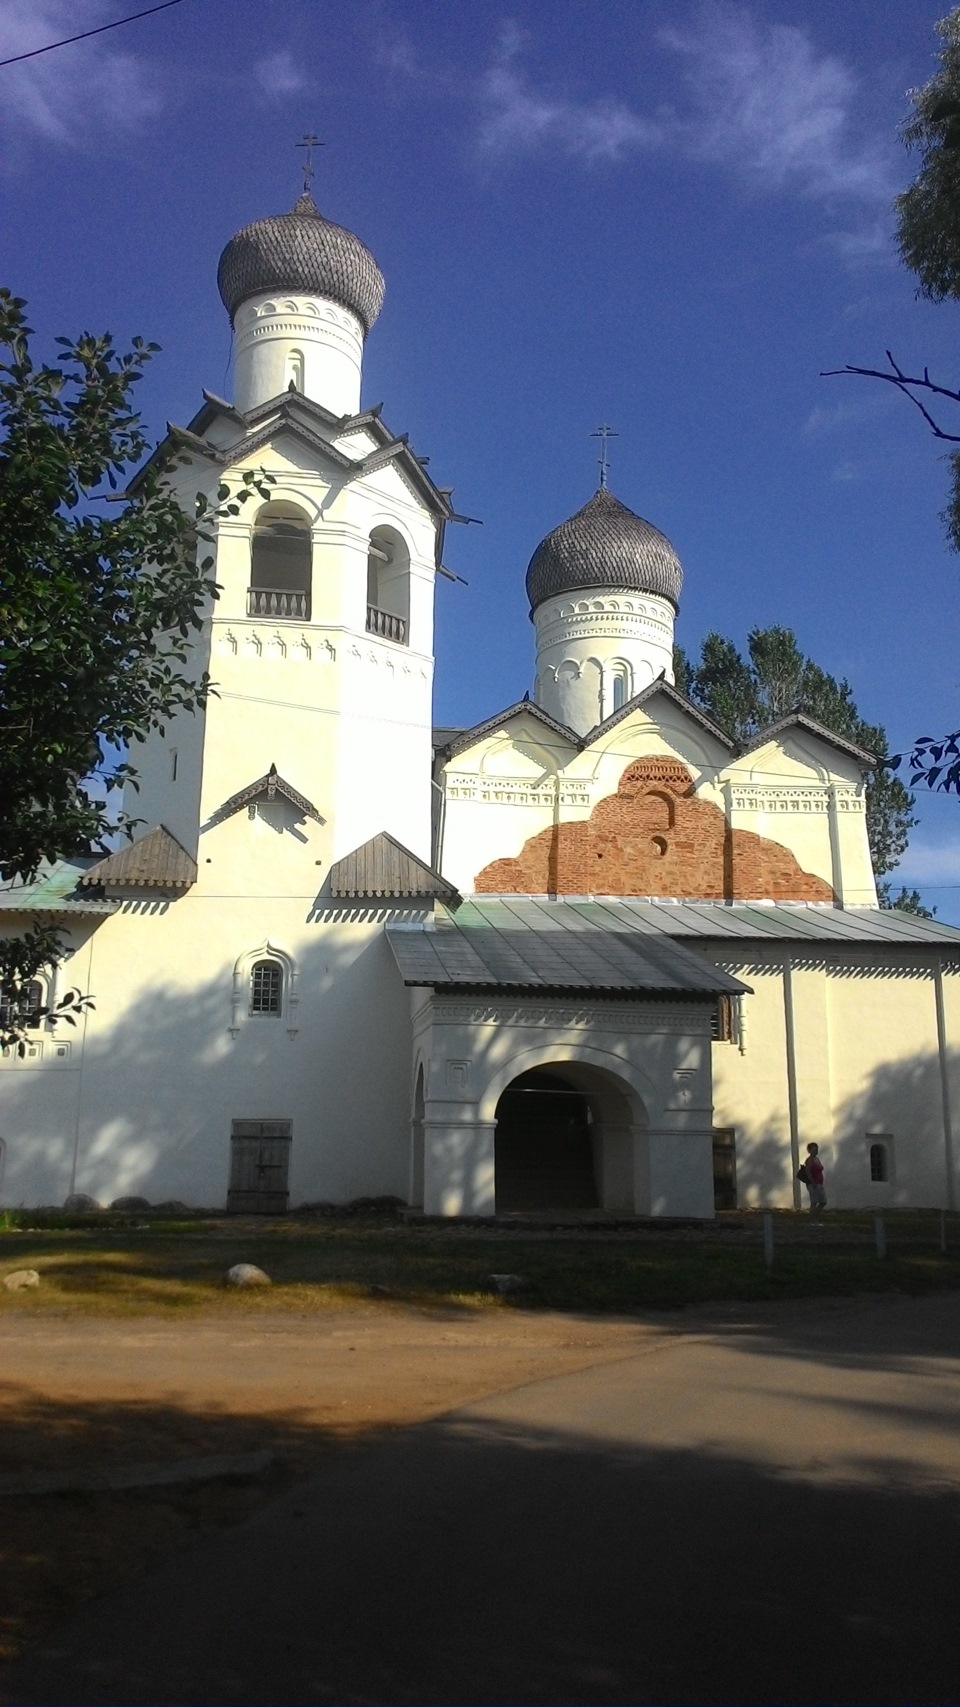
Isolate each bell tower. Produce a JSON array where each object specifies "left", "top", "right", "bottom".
[{"left": 126, "top": 178, "right": 453, "bottom": 881}]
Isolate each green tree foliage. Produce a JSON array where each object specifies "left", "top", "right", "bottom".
[
  {"left": 896, "top": 8, "right": 960, "bottom": 302},
  {"left": 0, "top": 289, "right": 266, "bottom": 1045},
  {"left": 674, "top": 627, "right": 920, "bottom": 903},
  {"left": 878, "top": 884, "right": 935, "bottom": 917},
  {"left": 827, "top": 12, "right": 960, "bottom": 792}
]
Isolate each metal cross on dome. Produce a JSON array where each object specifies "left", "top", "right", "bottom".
[
  {"left": 591, "top": 422, "right": 619, "bottom": 489},
  {"left": 296, "top": 131, "right": 325, "bottom": 193}
]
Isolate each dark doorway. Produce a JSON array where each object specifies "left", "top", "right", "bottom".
[
  {"left": 495, "top": 1070, "right": 598, "bottom": 1212},
  {"left": 712, "top": 1127, "right": 737, "bottom": 1211},
  {"left": 228, "top": 1120, "right": 292, "bottom": 1213}
]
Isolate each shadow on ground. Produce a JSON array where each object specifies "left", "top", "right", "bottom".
[{"left": 2, "top": 1292, "right": 959, "bottom": 1705}]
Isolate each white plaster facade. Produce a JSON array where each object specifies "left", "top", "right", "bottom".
[{"left": 2, "top": 188, "right": 958, "bottom": 1220}]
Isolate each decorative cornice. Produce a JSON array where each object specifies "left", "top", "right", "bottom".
[
  {"left": 428, "top": 999, "right": 713, "bottom": 1031},
  {"left": 728, "top": 785, "right": 865, "bottom": 815},
  {"left": 444, "top": 773, "right": 591, "bottom": 808}
]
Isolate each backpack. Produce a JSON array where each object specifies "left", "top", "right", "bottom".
[{"left": 797, "top": 1164, "right": 810, "bottom": 1184}]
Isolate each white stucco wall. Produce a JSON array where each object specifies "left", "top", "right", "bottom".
[
  {"left": 0, "top": 878, "right": 422, "bottom": 1212},
  {"left": 533, "top": 588, "right": 676, "bottom": 734},
  {"left": 707, "top": 944, "right": 960, "bottom": 1210},
  {"left": 232, "top": 292, "right": 365, "bottom": 417},
  {"left": 411, "top": 992, "right": 717, "bottom": 1218}
]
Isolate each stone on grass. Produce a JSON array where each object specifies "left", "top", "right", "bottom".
[
  {"left": 63, "top": 1193, "right": 102, "bottom": 1213},
  {"left": 487, "top": 1273, "right": 529, "bottom": 1294},
  {"left": 3, "top": 1269, "right": 40, "bottom": 1291},
  {"left": 110, "top": 1196, "right": 151, "bottom": 1212},
  {"left": 226, "top": 1263, "right": 271, "bottom": 1288}
]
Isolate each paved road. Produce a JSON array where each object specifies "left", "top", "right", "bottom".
[{"left": 6, "top": 1293, "right": 960, "bottom": 1705}]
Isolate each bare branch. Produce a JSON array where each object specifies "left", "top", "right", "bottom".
[{"left": 822, "top": 352, "right": 960, "bottom": 443}]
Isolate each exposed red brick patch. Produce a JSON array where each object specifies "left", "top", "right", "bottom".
[{"left": 475, "top": 756, "right": 834, "bottom": 901}]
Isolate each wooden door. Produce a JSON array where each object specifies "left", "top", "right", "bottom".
[
  {"left": 712, "top": 1128, "right": 737, "bottom": 1211},
  {"left": 228, "top": 1120, "right": 292, "bottom": 1213}
]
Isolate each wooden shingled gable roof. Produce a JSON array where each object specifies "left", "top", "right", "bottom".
[
  {"left": 206, "top": 764, "right": 323, "bottom": 827},
  {"left": 328, "top": 832, "right": 460, "bottom": 901},
  {"left": 79, "top": 826, "right": 197, "bottom": 891}
]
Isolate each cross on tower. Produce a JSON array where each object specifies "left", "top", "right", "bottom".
[
  {"left": 296, "top": 131, "right": 324, "bottom": 193},
  {"left": 590, "top": 422, "right": 619, "bottom": 489}
]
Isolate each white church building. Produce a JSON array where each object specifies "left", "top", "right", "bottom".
[{"left": 2, "top": 188, "right": 959, "bottom": 1217}]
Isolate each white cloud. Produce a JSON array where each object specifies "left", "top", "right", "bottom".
[
  {"left": 0, "top": 0, "right": 162, "bottom": 144},
  {"left": 661, "top": 6, "right": 892, "bottom": 203},
  {"left": 803, "top": 396, "right": 887, "bottom": 437},
  {"left": 471, "top": 5, "right": 892, "bottom": 212},
  {"left": 254, "top": 50, "right": 307, "bottom": 102},
  {"left": 476, "top": 26, "right": 664, "bottom": 163},
  {"left": 825, "top": 218, "right": 893, "bottom": 260}
]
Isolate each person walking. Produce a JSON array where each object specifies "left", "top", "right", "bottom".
[{"left": 801, "top": 1143, "right": 826, "bottom": 1214}]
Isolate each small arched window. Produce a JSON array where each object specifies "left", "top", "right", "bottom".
[
  {"left": 366, "top": 527, "right": 410, "bottom": 645},
  {"left": 286, "top": 349, "right": 304, "bottom": 392},
  {"left": 249, "top": 959, "right": 283, "bottom": 1017},
  {"left": 249, "top": 502, "right": 312, "bottom": 621},
  {"left": 869, "top": 1142, "right": 889, "bottom": 1183},
  {"left": 610, "top": 663, "right": 632, "bottom": 715}
]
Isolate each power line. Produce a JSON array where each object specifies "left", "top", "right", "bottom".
[{"left": 0, "top": 0, "right": 187, "bottom": 69}]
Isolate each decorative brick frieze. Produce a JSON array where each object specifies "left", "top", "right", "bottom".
[{"left": 475, "top": 756, "right": 834, "bottom": 902}]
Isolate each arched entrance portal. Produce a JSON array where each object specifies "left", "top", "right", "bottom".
[{"left": 494, "top": 1063, "right": 640, "bottom": 1214}]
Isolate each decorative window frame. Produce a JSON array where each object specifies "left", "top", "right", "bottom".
[
  {"left": 608, "top": 660, "right": 633, "bottom": 716},
  {"left": 230, "top": 942, "right": 299, "bottom": 1039},
  {"left": 866, "top": 1134, "right": 894, "bottom": 1185},
  {"left": 0, "top": 972, "right": 50, "bottom": 1035}
]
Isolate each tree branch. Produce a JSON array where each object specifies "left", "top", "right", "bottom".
[{"left": 822, "top": 351, "right": 960, "bottom": 443}]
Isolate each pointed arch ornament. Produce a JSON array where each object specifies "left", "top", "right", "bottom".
[{"left": 230, "top": 941, "right": 299, "bottom": 1038}]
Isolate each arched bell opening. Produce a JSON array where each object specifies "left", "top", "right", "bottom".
[
  {"left": 366, "top": 526, "right": 410, "bottom": 646},
  {"left": 249, "top": 501, "right": 312, "bottom": 620},
  {"left": 494, "top": 1062, "right": 640, "bottom": 1214}
]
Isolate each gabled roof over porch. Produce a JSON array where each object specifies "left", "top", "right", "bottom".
[{"left": 386, "top": 902, "right": 750, "bottom": 997}]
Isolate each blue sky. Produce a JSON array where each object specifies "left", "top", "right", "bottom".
[{"left": 3, "top": 0, "right": 960, "bottom": 912}]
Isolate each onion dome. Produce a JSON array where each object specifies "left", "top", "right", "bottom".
[
  {"left": 525, "top": 487, "right": 683, "bottom": 613},
  {"left": 217, "top": 191, "right": 385, "bottom": 333}
]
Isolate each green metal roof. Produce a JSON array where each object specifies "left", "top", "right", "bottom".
[
  {"left": 0, "top": 861, "right": 118, "bottom": 916},
  {"left": 387, "top": 905, "right": 749, "bottom": 997},
  {"left": 444, "top": 896, "right": 960, "bottom": 947}
]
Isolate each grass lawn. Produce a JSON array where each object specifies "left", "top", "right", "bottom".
[{"left": 3, "top": 1210, "right": 960, "bottom": 1314}]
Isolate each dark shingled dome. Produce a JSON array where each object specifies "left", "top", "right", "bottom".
[
  {"left": 525, "top": 487, "right": 683, "bottom": 613},
  {"left": 217, "top": 192, "right": 385, "bottom": 333}
]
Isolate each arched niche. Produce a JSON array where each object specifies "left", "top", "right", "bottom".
[
  {"left": 366, "top": 525, "right": 410, "bottom": 645},
  {"left": 607, "top": 659, "right": 633, "bottom": 715},
  {"left": 249, "top": 501, "right": 312, "bottom": 621}
]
